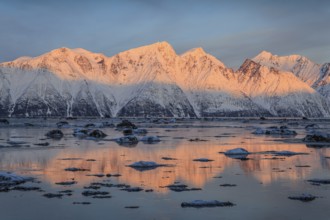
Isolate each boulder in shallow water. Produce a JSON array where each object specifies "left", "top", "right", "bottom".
[
  {"left": 140, "top": 136, "right": 160, "bottom": 144},
  {"left": 303, "top": 132, "right": 330, "bottom": 142},
  {"left": 45, "top": 130, "right": 64, "bottom": 139},
  {"left": 252, "top": 126, "right": 297, "bottom": 135}
]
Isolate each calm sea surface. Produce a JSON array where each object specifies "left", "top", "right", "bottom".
[{"left": 0, "top": 118, "right": 329, "bottom": 220}]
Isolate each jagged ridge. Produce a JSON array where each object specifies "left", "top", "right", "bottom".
[{"left": 0, "top": 42, "right": 329, "bottom": 117}]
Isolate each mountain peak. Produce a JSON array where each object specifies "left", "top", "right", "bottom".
[
  {"left": 255, "top": 50, "right": 273, "bottom": 59},
  {"left": 181, "top": 47, "right": 206, "bottom": 57}
]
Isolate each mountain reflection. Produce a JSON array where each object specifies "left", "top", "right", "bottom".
[{"left": 1, "top": 129, "right": 329, "bottom": 194}]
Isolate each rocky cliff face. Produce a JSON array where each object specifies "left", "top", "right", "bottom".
[{"left": 0, "top": 42, "right": 329, "bottom": 117}]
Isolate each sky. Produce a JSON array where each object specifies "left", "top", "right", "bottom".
[{"left": 0, "top": 0, "right": 329, "bottom": 67}]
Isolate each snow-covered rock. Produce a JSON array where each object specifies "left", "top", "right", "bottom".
[{"left": 0, "top": 172, "right": 33, "bottom": 187}]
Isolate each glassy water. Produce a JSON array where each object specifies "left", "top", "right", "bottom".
[{"left": 0, "top": 119, "right": 329, "bottom": 220}]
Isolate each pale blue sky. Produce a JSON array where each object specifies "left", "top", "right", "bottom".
[{"left": 0, "top": 0, "right": 329, "bottom": 67}]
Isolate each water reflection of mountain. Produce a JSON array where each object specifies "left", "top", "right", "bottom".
[{"left": 1, "top": 129, "right": 329, "bottom": 193}]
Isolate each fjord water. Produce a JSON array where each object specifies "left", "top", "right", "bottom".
[{"left": 0, "top": 119, "right": 330, "bottom": 220}]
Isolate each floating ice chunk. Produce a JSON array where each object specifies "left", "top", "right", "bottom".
[
  {"left": 128, "top": 161, "right": 161, "bottom": 168},
  {"left": 224, "top": 148, "right": 250, "bottom": 155},
  {"left": 181, "top": 200, "right": 235, "bottom": 208},
  {"left": 0, "top": 172, "right": 33, "bottom": 185},
  {"left": 128, "top": 161, "right": 165, "bottom": 171},
  {"left": 140, "top": 136, "right": 160, "bottom": 143}
]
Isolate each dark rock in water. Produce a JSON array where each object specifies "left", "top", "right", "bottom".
[
  {"left": 253, "top": 126, "right": 297, "bottom": 136},
  {"left": 11, "top": 186, "right": 41, "bottom": 191},
  {"left": 64, "top": 167, "right": 90, "bottom": 172},
  {"left": 307, "top": 179, "right": 330, "bottom": 185},
  {"left": 145, "top": 189, "right": 153, "bottom": 192},
  {"left": 88, "top": 130, "right": 107, "bottom": 138},
  {"left": 55, "top": 181, "right": 77, "bottom": 185},
  {"left": 82, "top": 190, "right": 110, "bottom": 196},
  {"left": 125, "top": 206, "right": 140, "bottom": 209},
  {"left": 84, "top": 123, "right": 96, "bottom": 128},
  {"left": 73, "top": 129, "right": 107, "bottom": 139},
  {"left": 303, "top": 132, "right": 330, "bottom": 142},
  {"left": 220, "top": 184, "right": 237, "bottom": 187},
  {"left": 121, "top": 187, "right": 143, "bottom": 192},
  {"left": 193, "top": 158, "right": 214, "bottom": 162},
  {"left": 34, "top": 142, "right": 50, "bottom": 146},
  {"left": 123, "top": 129, "right": 133, "bottom": 136},
  {"left": 93, "top": 195, "right": 112, "bottom": 199},
  {"left": 45, "top": 130, "right": 64, "bottom": 139},
  {"left": 116, "top": 120, "right": 137, "bottom": 129},
  {"left": 66, "top": 117, "right": 77, "bottom": 120},
  {"left": 43, "top": 193, "right": 63, "bottom": 198},
  {"left": 133, "top": 128, "right": 148, "bottom": 135},
  {"left": 73, "top": 202, "right": 91, "bottom": 205},
  {"left": 140, "top": 136, "right": 160, "bottom": 144},
  {"left": 305, "top": 124, "right": 320, "bottom": 130},
  {"left": 188, "top": 138, "right": 208, "bottom": 142},
  {"left": 84, "top": 185, "right": 101, "bottom": 190},
  {"left": 24, "top": 123, "right": 34, "bottom": 127},
  {"left": 302, "top": 117, "right": 309, "bottom": 120},
  {"left": 288, "top": 194, "right": 317, "bottom": 202},
  {"left": 165, "top": 184, "right": 202, "bottom": 192},
  {"left": 161, "top": 157, "right": 177, "bottom": 160},
  {"left": 181, "top": 200, "right": 235, "bottom": 208},
  {"left": 0, "top": 119, "right": 9, "bottom": 124},
  {"left": 260, "top": 117, "right": 266, "bottom": 120},
  {"left": 86, "top": 174, "right": 105, "bottom": 178},
  {"left": 56, "top": 121, "right": 69, "bottom": 128}
]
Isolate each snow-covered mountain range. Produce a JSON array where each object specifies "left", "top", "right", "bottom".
[{"left": 0, "top": 42, "right": 329, "bottom": 117}]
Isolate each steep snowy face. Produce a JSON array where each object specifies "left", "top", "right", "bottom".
[
  {"left": 253, "top": 51, "right": 321, "bottom": 86},
  {"left": 237, "top": 59, "right": 330, "bottom": 117},
  {"left": 315, "top": 63, "right": 330, "bottom": 99},
  {"left": 178, "top": 50, "right": 268, "bottom": 117}
]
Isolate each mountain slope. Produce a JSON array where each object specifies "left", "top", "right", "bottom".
[
  {"left": 252, "top": 51, "right": 321, "bottom": 87},
  {"left": 0, "top": 42, "right": 329, "bottom": 117},
  {"left": 237, "top": 59, "right": 330, "bottom": 117}
]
